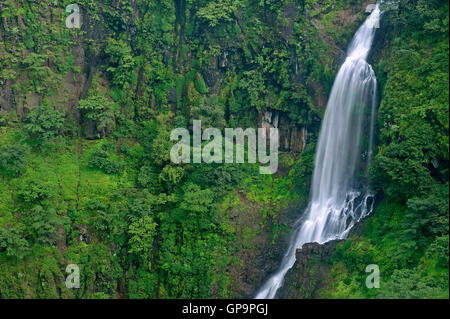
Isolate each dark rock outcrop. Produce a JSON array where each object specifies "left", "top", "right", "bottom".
[
  {"left": 276, "top": 214, "right": 370, "bottom": 298},
  {"left": 276, "top": 239, "right": 343, "bottom": 298},
  {"left": 259, "top": 110, "right": 308, "bottom": 153}
]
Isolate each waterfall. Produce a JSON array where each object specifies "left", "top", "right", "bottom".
[{"left": 255, "top": 4, "right": 380, "bottom": 299}]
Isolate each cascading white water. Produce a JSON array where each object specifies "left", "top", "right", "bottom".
[{"left": 255, "top": 4, "right": 381, "bottom": 299}]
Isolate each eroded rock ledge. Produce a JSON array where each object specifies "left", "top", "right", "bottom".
[
  {"left": 276, "top": 239, "right": 343, "bottom": 298},
  {"left": 276, "top": 217, "right": 366, "bottom": 298}
]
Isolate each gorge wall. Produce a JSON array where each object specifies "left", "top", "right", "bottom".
[{"left": 0, "top": 0, "right": 447, "bottom": 299}]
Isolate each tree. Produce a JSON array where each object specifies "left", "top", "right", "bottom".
[
  {"left": 190, "top": 94, "right": 226, "bottom": 128},
  {"left": 25, "top": 205, "right": 60, "bottom": 245},
  {"left": 159, "top": 165, "right": 185, "bottom": 192},
  {"left": 88, "top": 148, "right": 123, "bottom": 175},
  {"left": 0, "top": 226, "right": 30, "bottom": 259},
  {"left": 23, "top": 105, "right": 65, "bottom": 145},
  {"left": 78, "top": 94, "right": 117, "bottom": 138},
  {"left": 377, "top": 269, "right": 446, "bottom": 298},
  {"left": 0, "top": 144, "right": 28, "bottom": 179},
  {"left": 105, "top": 38, "right": 135, "bottom": 88},
  {"left": 128, "top": 215, "right": 157, "bottom": 265},
  {"left": 239, "top": 70, "right": 268, "bottom": 111},
  {"left": 137, "top": 166, "right": 161, "bottom": 192},
  {"left": 179, "top": 183, "right": 215, "bottom": 230},
  {"left": 196, "top": 0, "right": 238, "bottom": 27},
  {"left": 150, "top": 113, "right": 174, "bottom": 167}
]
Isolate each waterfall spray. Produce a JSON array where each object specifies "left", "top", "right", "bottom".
[{"left": 255, "top": 4, "right": 381, "bottom": 299}]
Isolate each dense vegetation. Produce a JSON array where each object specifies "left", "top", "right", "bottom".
[{"left": 0, "top": 0, "right": 448, "bottom": 299}]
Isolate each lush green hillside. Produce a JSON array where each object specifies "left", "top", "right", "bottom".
[{"left": 0, "top": 0, "right": 448, "bottom": 299}]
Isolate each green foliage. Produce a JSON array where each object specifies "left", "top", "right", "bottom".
[
  {"left": 88, "top": 148, "right": 123, "bottom": 175},
  {"left": 137, "top": 166, "right": 160, "bottom": 191},
  {"left": 190, "top": 94, "right": 226, "bottom": 127},
  {"left": 21, "top": 53, "right": 52, "bottom": 84},
  {"left": 105, "top": 38, "right": 136, "bottom": 88},
  {"left": 159, "top": 165, "right": 185, "bottom": 192},
  {"left": 24, "top": 205, "right": 60, "bottom": 246},
  {"left": 405, "top": 183, "right": 449, "bottom": 245},
  {"left": 23, "top": 105, "right": 65, "bottom": 145},
  {"left": 196, "top": 0, "right": 239, "bottom": 27},
  {"left": 156, "top": 182, "right": 222, "bottom": 298},
  {"left": 180, "top": 183, "right": 214, "bottom": 217},
  {"left": 128, "top": 215, "right": 157, "bottom": 264},
  {"left": 194, "top": 73, "right": 208, "bottom": 94},
  {"left": 78, "top": 94, "right": 117, "bottom": 137},
  {"left": 0, "top": 0, "right": 447, "bottom": 300},
  {"left": 289, "top": 143, "right": 315, "bottom": 195},
  {"left": 16, "top": 178, "right": 53, "bottom": 204},
  {"left": 150, "top": 113, "right": 173, "bottom": 167},
  {"left": 377, "top": 269, "right": 448, "bottom": 299},
  {"left": 0, "top": 143, "right": 28, "bottom": 179},
  {"left": 0, "top": 226, "right": 30, "bottom": 259},
  {"left": 239, "top": 70, "right": 268, "bottom": 111}
]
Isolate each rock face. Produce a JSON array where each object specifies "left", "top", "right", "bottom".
[
  {"left": 275, "top": 216, "right": 369, "bottom": 298},
  {"left": 219, "top": 195, "right": 307, "bottom": 298},
  {"left": 276, "top": 239, "right": 343, "bottom": 298},
  {"left": 259, "top": 110, "right": 308, "bottom": 153}
]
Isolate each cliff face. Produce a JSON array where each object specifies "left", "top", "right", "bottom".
[
  {"left": 0, "top": 0, "right": 372, "bottom": 145},
  {"left": 219, "top": 200, "right": 306, "bottom": 298},
  {"left": 259, "top": 110, "right": 308, "bottom": 153},
  {"left": 0, "top": 0, "right": 377, "bottom": 299}
]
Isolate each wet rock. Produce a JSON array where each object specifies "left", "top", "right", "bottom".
[
  {"left": 276, "top": 215, "right": 370, "bottom": 298},
  {"left": 276, "top": 239, "right": 343, "bottom": 298}
]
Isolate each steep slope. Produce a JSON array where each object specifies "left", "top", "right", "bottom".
[
  {"left": 0, "top": 0, "right": 447, "bottom": 300},
  {"left": 0, "top": 0, "right": 374, "bottom": 298}
]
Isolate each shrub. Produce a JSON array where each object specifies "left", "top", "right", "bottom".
[
  {"left": 23, "top": 105, "right": 65, "bottom": 144},
  {"left": 78, "top": 94, "right": 117, "bottom": 137},
  {"left": 0, "top": 143, "right": 28, "bottom": 179},
  {"left": 0, "top": 226, "right": 30, "bottom": 259},
  {"left": 88, "top": 148, "right": 123, "bottom": 175},
  {"left": 190, "top": 94, "right": 226, "bottom": 128}
]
